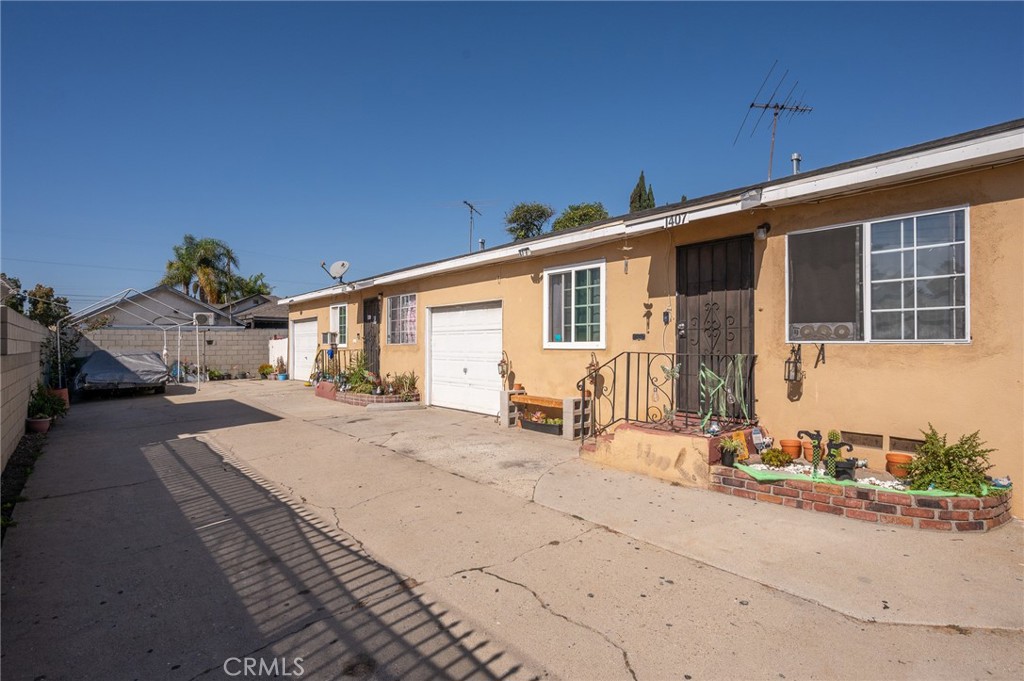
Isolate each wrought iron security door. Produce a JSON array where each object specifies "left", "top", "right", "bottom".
[
  {"left": 675, "top": 236, "right": 755, "bottom": 419},
  {"left": 362, "top": 297, "right": 381, "bottom": 375}
]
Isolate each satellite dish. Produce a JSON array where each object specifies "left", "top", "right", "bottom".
[{"left": 328, "top": 261, "right": 350, "bottom": 280}]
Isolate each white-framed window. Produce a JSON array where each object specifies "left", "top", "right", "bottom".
[
  {"left": 786, "top": 207, "right": 969, "bottom": 343},
  {"left": 542, "top": 260, "right": 606, "bottom": 349},
  {"left": 329, "top": 304, "right": 348, "bottom": 346},
  {"left": 386, "top": 293, "right": 417, "bottom": 345}
]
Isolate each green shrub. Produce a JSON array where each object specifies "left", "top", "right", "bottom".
[
  {"left": 27, "top": 385, "right": 67, "bottom": 420},
  {"left": 905, "top": 424, "right": 994, "bottom": 496},
  {"left": 258, "top": 363, "right": 274, "bottom": 377},
  {"left": 760, "top": 448, "right": 793, "bottom": 468}
]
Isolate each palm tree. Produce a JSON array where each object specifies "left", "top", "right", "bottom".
[{"left": 160, "top": 235, "right": 239, "bottom": 304}]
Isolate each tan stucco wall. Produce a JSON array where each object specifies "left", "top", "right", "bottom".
[
  {"left": 751, "top": 162, "right": 1024, "bottom": 517},
  {"left": 290, "top": 161, "right": 1023, "bottom": 516}
]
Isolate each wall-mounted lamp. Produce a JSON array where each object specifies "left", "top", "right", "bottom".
[
  {"left": 784, "top": 344, "right": 803, "bottom": 382},
  {"left": 517, "top": 247, "right": 531, "bottom": 257},
  {"left": 754, "top": 222, "right": 772, "bottom": 241}
]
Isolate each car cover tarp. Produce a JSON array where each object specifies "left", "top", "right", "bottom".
[{"left": 76, "top": 351, "right": 169, "bottom": 389}]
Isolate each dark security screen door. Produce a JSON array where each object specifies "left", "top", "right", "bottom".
[
  {"left": 362, "top": 297, "right": 381, "bottom": 375},
  {"left": 675, "top": 236, "right": 754, "bottom": 415}
]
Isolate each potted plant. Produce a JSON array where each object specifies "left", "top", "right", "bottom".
[
  {"left": 275, "top": 357, "right": 288, "bottom": 381},
  {"left": 258, "top": 363, "right": 274, "bottom": 379},
  {"left": 519, "top": 410, "right": 563, "bottom": 436},
  {"left": 26, "top": 384, "right": 68, "bottom": 433},
  {"left": 718, "top": 437, "right": 742, "bottom": 467}
]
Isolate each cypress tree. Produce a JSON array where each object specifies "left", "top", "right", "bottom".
[
  {"left": 645, "top": 184, "right": 655, "bottom": 209},
  {"left": 629, "top": 171, "right": 647, "bottom": 212}
]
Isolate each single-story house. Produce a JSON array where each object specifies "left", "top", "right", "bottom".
[
  {"left": 281, "top": 119, "right": 1023, "bottom": 518},
  {"left": 72, "top": 286, "right": 281, "bottom": 378},
  {"left": 78, "top": 285, "right": 237, "bottom": 328}
]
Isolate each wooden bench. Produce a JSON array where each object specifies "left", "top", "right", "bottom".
[{"left": 502, "top": 392, "right": 592, "bottom": 440}]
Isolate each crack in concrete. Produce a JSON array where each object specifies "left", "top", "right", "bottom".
[
  {"left": 344, "top": 485, "right": 421, "bottom": 510},
  {"left": 34, "top": 477, "right": 160, "bottom": 501},
  {"left": 481, "top": 569, "right": 638, "bottom": 681},
  {"left": 530, "top": 458, "right": 577, "bottom": 504}
]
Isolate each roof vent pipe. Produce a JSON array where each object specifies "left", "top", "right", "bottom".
[
  {"left": 478, "top": 238, "right": 486, "bottom": 251},
  {"left": 791, "top": 152, "right": 802, "bottom": 175}
]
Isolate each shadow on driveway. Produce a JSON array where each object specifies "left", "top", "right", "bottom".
[{"left": 1, "top": 395, "right": 532, "bottom": 680}]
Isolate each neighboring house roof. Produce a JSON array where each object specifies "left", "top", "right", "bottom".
[
  {"left": 78, "top": 285, "right": 238, "bottom": 327},
  {"left": 231, "top": 297, "right": 287, "bottom": 323},
  {"left": 217, "top": 293, "right": 273, "bottom": 311},
  {"left": 282, "top": 118, "right": 1024, "bottom": 306}
]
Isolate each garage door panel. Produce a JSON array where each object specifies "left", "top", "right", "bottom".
[
  {"left": 429, "top": 303, "right": 502, "bottom": 414},
  {"left": 292, "top": 319, "right": 318, "bottom": 381}
]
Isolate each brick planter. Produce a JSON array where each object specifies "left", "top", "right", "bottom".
[
  {"left": 710, "top": 466, "right": 1014, "bottom": 532},
  {"left": 335, "top": 392, "right": 420, "bottom": 408}
]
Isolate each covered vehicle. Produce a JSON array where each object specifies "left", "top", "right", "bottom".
[{"left": 75, "top": 350, "right": 169, "bottom": 395}]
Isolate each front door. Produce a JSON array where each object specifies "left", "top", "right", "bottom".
[
  {"left": 675, "top": 236, "right": 755, "bottom": 418},
  {"left": 362, "top": 297, "right": 381, "bottom": 375}
]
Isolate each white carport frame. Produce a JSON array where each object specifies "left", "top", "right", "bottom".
[{"left": 56, "top": 288, "right": 213, "bottom": 390}]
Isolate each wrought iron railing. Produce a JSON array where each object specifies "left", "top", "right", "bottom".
[
  {"left": 577, "top": 352, "right": 756, "bottom": 441},
  {"left": 310, "top": 348, "right": 356, "bottom": 384}
]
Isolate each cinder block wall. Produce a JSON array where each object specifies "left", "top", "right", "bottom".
[
  {"left": 81, "top": 328, "right": 285, "bottom": 378},
  {"left": 1, "top": 307, "right": 48, "bottom": 469}
]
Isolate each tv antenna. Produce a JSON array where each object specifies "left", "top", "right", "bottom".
[
  {"left": 463, "top": 200, "right": 482, "bottom": 252},
  {"left": 320, "top": 260, "right": 350, "bottom": 283},
  {"left": 734, "top": 60, "right": 813, "bottom": 180}
]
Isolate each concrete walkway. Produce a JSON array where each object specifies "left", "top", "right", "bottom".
[{"left": 3, "top": 380, "right": 1022, "bottom": 680}]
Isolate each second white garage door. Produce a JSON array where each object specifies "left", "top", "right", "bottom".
[{"left": 429, "top": 302, "right": 503, "bottom": 415}]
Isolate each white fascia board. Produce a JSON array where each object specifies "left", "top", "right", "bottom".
[
  {"left": 279, "top": 195, "right": 753, "bottom": 305},
  {"left": 761, "top": 128, "right": 1023, "bottom": 206},
  {"left": 280, "top": 279, "right": 376, "bottom": 305},
  {"left": 370, "top": 221, "right": 628, "bottom": 285}
]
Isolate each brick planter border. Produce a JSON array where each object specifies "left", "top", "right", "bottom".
[
  {"left": 335, "top": 391, "right": 420, "bottom": 408},
  {"left": 710, "top": 466, "right": 1014, "bottom": 532}
]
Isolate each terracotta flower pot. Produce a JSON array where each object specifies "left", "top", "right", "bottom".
[
  {"left": 26, "top": 417, "right": 51, "bottom": 434},
  {"left": 886, "top": 452, "right": 913, "bottom": 478},
  {"left": 47, "top": 387, "right": 70, "bottom": 409},
  {"left": 779, "top": 439, "right": 801, "bottom": 458},
  {"left": 802, "top": 441, "right": 814, "bottom": 461}
]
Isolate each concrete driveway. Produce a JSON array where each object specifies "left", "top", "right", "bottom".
[{"left": 2, "top": 380, "right": 1022, "bottom": 680}]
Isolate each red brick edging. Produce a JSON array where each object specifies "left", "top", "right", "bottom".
[
  {"left": 710, "top": 466, "right": 1014, "bottom": 532},
  {"left": 334, "top": 391, "right": 420, "bottom": 407}
]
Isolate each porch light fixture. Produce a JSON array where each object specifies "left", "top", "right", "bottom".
[
  {"left": 784, "top": 344, "right": 803, "bottom": 382},
  {"left": 517, "top": 247, "right": 531, "bottom": 257},
  {"left": 754, "top": 222, "right": 771, "bottom": 241}
]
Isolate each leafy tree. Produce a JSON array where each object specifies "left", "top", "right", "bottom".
[
  {"left": 1, "top": 273, "right": 25, "bottom": 313},
  {"left": 504, "top": 202, "right": 554, "bottom": 241},
  {"left": 160, "top": 234, "right": 240, "bottom": 304},
  {"left": 225, "top": 272, "right": 273, "bottom": 300},
  {"left": 552, "top": 202, "right": 610, "bottom": 232},
  {"left": 629, "top": 171, "right": 655, "bottom": 212},
  {"left": 26, "top": 284, "right": 70, "bottom": 327}
]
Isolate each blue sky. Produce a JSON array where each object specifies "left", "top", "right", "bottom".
[{"left": 2, "top": 1, "right": 1022, "bottom": 310}]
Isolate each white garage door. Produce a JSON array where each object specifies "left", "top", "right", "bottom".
[
  {"left": 429, "top": 302, "right": 502, "bottom": 414},
  {"left": 291, "top": 319, "right": 318, "bottom": 381}
]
